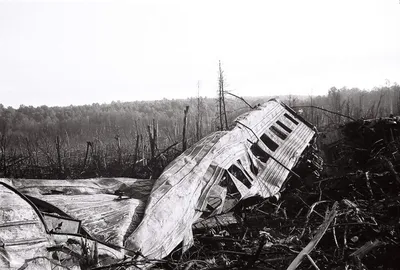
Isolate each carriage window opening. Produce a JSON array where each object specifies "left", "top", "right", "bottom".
[
  {"left": 260, "top": 134, "right": 279, "bottom": 151},
  {"left": 228, "top": 165, "right": 252, "bottom": 188},
  {"left": 247, "top": 154, "right": 259, "bottom": 175},
  {"left": 201, "top": 196, "right": 222, "bottom": 218},
  {"left": 237, "top": 159, "right": 255, "bottom": 181},
  {"left": 270, "top": 126, "right": 288, "bottom": 140},
  {"left": 277, "top": 120, "right": 292, "bottom": 133},
  {"left": 284, "top": 113, "right": 299, "bottom": 125},
  {"left": 220, "top": 172, "right": 241, "bottom": 199},
  {"left": 250, "top": 143, "right": 270, "bottom": 163}
]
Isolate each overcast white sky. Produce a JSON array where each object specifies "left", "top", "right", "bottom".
[{"left": 0, "top": 0, "right": 399, "bottom": 108}]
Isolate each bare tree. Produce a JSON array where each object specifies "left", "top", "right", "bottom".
[
  {"left": 55, "top": 135, "right": 63, "bottom": 177},
  {"left": 217, "top": 60, "right": 228, "bottom": 130},
  {"left": 328, "top": 87, "right": 342, "bottom": 124},
  {"left": 374, "top": 89, "right": 386, "bottom": 118},
  {"left": 196, "top": 81, "right": 202, "bottom": 141},
  {"left": 147, "top": 119, "right": 158, "bottom": 159},
  {"left": 182, "top": 106, "right": 189, "bottom": 151}
]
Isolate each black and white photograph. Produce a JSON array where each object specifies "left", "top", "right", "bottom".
[{"left": 0, "top": 1, "right": 400, "bottom": 269}]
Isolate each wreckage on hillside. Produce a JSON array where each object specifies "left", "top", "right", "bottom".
[{"left": 0, "top": 99, "right": 322, "bottom": 269}]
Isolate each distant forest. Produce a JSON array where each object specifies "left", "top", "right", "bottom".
[{"left": 0, "top": 84, "right": 399, "bottom": 179}]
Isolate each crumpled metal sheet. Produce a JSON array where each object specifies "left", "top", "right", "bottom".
[
  {"left": 6, "top": 177, "right": 153, "bottom": 198},
  {"left": 2, "top": 177, "right": 155, "bottom": 248},
  {"left": 0, "top": 178, "right": 152, "bottom": 269},
  {"left": 0, "top": 183, "right": 51, "bottom": 269},
  {"left": 35, "top": 193, "right": 145, "bottom": 247},
  {"left": 126, "top": 99, "right": 316, "bottom": 259}
]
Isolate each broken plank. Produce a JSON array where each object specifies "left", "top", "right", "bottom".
[{"left": 286, "top": 201, "right": 338, "bottom": 270}]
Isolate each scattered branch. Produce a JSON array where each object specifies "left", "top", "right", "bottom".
[
  {"left": 224, "top": 91, "right": 255, "bottom": 109},
  {"left": 292, "top": 105, "right": 356, "bottom": 121}
]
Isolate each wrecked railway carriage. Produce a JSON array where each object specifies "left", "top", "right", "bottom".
[{"left": 0, "top": 99, "right": 322, "bottom": 269}]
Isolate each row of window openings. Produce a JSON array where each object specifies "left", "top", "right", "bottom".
[
  {"left": 205, "top": 113, "right": 300, "bottom": 215},
  {"left": 249, "top": 113, "right": 298, "bottom": 164}
]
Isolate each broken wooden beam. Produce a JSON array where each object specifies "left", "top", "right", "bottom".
[{"left": 286, "top": 201, "right": 338, "bottom": 270}]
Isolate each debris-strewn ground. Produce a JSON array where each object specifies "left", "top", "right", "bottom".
[{"left": 151, "top": 119, "right": 400, "bottom": 270}]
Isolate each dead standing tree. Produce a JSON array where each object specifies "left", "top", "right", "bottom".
[
  {"left": 147, "top": 119, "right": 158, "bottom": 159},
  {"left": 328, "top": 87, "right": 343, "bottom": 124},
  {"left": 82, "top": 141, "right": 92, "bottom": 172},
  {"left": 218, "top": 60, "right": 228, "bottom": 130},
  {"left": 132, "top": 134, "right": 140, "bottom": 173},
  {"left": 55, "top": 135, "right": 63, "bottom": 178},
  {"left": 196, "top": 81, "right": 203, "bottom": 141},
  {"left": 114, "top": 134, "right": 122, "bottom": 165},
  {"left": 182, "top": 106, "right": 189, "bottom": 151},
  {"left": 0, "top": 130, "right": 9, "bottom": 177}
]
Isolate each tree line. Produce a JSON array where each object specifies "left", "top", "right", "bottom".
[{"left": 0, "top": 83, "right": 398, "bottom": 179}]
